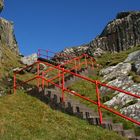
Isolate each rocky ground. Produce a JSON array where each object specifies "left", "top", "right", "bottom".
[{"left": 99, "top": 50, "right": 140, "bottom": 121}]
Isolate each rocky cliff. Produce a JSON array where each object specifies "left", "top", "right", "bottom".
[
  {"left": 88, "top": 11, "right": 140, "bottom": 54},
  {"left": 54, "top": 11, "right": 140, "bottom": 60},
  {"left": 0, "top": 0, "right": 19, "bottom": 62},
  {"left": 0, "top": 0, "right": 20, "bottom": 96}
]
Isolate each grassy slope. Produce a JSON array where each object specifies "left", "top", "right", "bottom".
[
  {"left": 0, "top": 45, "right": 21, "bottom": 74},
  {"left": 0, "top": 91, "right": 127, "bottom": 140},
  {"left": 0, "top": 45, "right": 22, "bottom": 93}
]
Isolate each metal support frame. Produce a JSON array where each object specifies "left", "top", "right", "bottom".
[
  {"left": 13, "top": 49, "right": 140, "bottom": 126},
  {"left": 62, "top": 68, "right": 65, "bottom": 102},
  {"left": 37, "top": 62, "right": 40, "bottom": 90},
  {"left": 95, "top": 80, "right": 102, "bottom": 124}
]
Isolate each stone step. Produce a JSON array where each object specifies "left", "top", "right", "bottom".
[
  {"left": 101, "top": 118, "right": 113, "bottom": 130},
  {"left": 87, "top": 116, "right": 100, "bottom": 125},
  {"left": 112, "top": 123, "right": 124, "bottom": 136},
  {"left": 123, "top": 129, "right": 136, "bottom": 139},
  {"left": 112, "top": 123, "right": 123, "bottom": 131}
]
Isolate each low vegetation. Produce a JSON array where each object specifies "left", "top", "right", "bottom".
[
  {"left": 0, "top": 91, "right": 127, "bottom": 140},
  {"left": 96, "top": 45, "right": 140, "bottom": 67}
]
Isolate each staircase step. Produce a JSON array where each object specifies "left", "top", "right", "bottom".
[
  {"left": 87, "top": 117, "right": 100, "bottom": 125},
  {"left": 112, "top": 123, "right": 123, "bottom": 131},
  {"left": 101, "top": 118, "right": 113, "bottom": 130},
  {"left": 123, "top": 129, "right": 136, "bottom": 139},
  {"left": 111, "top": 123, "right": 124, "bottom": 136}
]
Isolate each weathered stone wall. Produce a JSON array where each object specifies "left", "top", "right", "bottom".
[{"left": 88, "top": 11, "right": 140, "bottom": 53}]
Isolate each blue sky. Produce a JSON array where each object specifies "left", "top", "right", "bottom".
[{"left": 1, "top": 0, "right": 140, "bottom": 55}]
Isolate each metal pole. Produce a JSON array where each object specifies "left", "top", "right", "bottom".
[
  {"left": 42, "top": 72, "right": 44, "bottom": 89},
  {"left": 37, "top": 62, "right": 40, "bottom": 90},
  {"left": 79, "top": 59, "right": 81, "bottom": 70},
  {"left": 74, "top": 59, "right": 77, "bottom": 74},
  {"left": 95, "top": 80, "right": 103, "bottom": 124},
  {"left": 62, "top": 68, "right": 65, "bottom": 102},
  {"left": 58, "top": 65, "right": 61, "bottom": 86}
]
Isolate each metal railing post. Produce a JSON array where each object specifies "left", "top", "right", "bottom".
[
  {"left": 95, "top": 80, "right": 103, "bottom": 124},
  {"left": 13, "top": 73, "right": 16, "bottom": 94},
  {"left": 42, "top": 71, "right": 45, "bottom": 89},
  {"left": 62, "top": 68, "right": 65, "bottom": 102},
  {"left": 58, "top": 65, "right": 61, "bottom": 87},
  {"left": 74, "top": 59, "right": 77, "bottom": 74},
  {"left": 79, "top": 59, "right": 81, "bottom": 70},
  {"left": 37, "top": 62, "right": 40, "bottom": 90}
]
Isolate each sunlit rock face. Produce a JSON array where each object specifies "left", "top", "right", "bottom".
[
  {"left": 0, "top": 18, "right": 19, "bottom": 59},
  {"left": 88, "top": 11, "right": 140, "bottom": 53}
]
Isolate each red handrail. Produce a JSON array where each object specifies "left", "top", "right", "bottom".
[{"left": 13, "top": 50, "right": 140, "bottom": 126}]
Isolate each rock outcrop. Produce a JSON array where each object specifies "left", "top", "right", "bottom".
[
  {"left": 99, "top": 62, "right": 131, "bottom": 82},
  {"left": 0, "top": 0, "right": 3, "bottom": 13},
  {"left": 87, "top": 11, "right": 140, "bottom": 54},
  {"left": 21, "top": 53, "right": 37, "bottom": 65},
  {"left": 53, "top": 11, "right": 140, "bottom": 60},
  {"left": 0, "top": 0, "right": 19, "bottom": 61},
  {"left": 99, "top": 50, "right": 140, "bottom": 121},
  {"left": 0, "top": 18, "right": 19, "bottom": 55},
  {"left": 124, "top": 50, "right": 140, "bottom": 74},
  {"left": 53, "top": 45, "right": 88, "bottom": 62}
]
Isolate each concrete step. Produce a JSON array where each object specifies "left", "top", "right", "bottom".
[
  {"left": 101, "top": 118, "right": 113, "bottom": 130},
  {"left": 123, "top": 129, "right": 136, "bottom": 139},
  {"left": 87, "top": 116, "right": 100, "bottom": 125},
  {"left": 112, "top": 123, "right": 124, "bottom": 136}
]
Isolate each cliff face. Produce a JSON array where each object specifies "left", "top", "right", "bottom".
[
  {"left": 0, "top": 0, "right": 3, "bottom": 13},
  {"left": 88, "top": 11, "right": 140, "bottom": 53},
  {"left": 0, "top": 18, "right": 19, "bottom": 54},
  {"left": 54, "top": 11, "right": 140, "bottom": 61},
  {"left": 0, "top": 0, "right": 19, "bottom": 61}
]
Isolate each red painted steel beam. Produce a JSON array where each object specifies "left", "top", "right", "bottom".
[
  {"left": 14, "top": 61, "right": 38, "bottom": 74},
  {"left": 99, "top": 82, "right": 140, "bottom": 99},
  {"left": 14, "top": 52, "right": 140, "bottom": 126},
  {"left": 15, "top": 76, "right": 37, "bottom": 88},
  {"left": 100, "top": 103, "right": 140, "bottom": 126}
]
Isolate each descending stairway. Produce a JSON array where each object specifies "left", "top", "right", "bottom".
[{"left": 26, "top": 63, "right": 140, "bottom": 140}]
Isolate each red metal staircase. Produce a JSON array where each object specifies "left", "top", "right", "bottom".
[{"left": 13, "top": 49, "right": 140, "bottom": 140}]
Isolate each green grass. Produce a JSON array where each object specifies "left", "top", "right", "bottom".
[
  {"left": 0, "top": 45, "right": 21, "bottom": 74},
  {"left": 96, "top": 45, "right": 140, "bottom": 67},
  {"left": 0, "top": 91, "right": 127, "bottom": 140}
]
